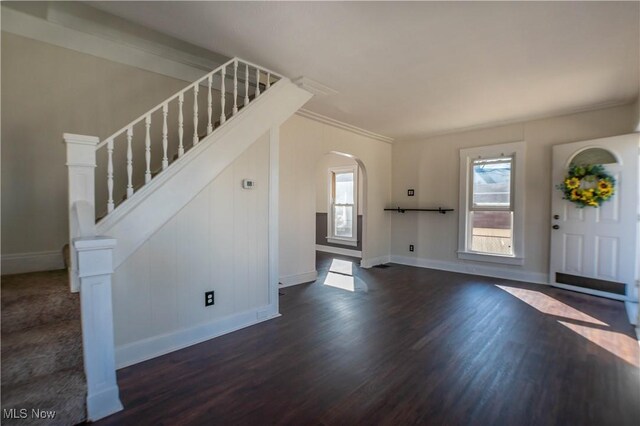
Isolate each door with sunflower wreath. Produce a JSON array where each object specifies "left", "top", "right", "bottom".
[{"left": 550, "top": 133, "right": 639, "bottom": 303}]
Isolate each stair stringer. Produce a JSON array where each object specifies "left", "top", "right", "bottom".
[{"left": 97, "top": 79, "right": 312, "bottom": 269}]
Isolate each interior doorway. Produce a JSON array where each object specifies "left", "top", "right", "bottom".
[{"left": 314, "top": 152, "right": 368, "bottom": 262}]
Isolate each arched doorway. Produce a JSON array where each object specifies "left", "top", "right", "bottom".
[
  {"left": 314, "top": 151, "right": 369, "bottom": 264},
  {"left": 313, "top": 151, "right": 369, "bottom": 292}
]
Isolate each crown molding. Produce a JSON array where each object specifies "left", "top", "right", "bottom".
[
  {"left": 397, "top": 99, "right": 638, "bottom": 143},
  {"left": 296, "top": 109, "right": 394, "bottom": 144},
  {"left": 293, "top": 77, "right": 339, "bottom": 97}
]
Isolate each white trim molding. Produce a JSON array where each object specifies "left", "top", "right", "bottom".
[
  {"left": 279, "top": 270, "right": 318, "bottom": 287},
  {"left": 360, "top": 255, "right": 391, "bottom": 268},
  {"left": 391, "top": 255, "right": 548, "bottom": 285},
  {"left": 316, "top": 244, "right": 362, "bottom": 258},
  {"left": 1, "top": 251, "right": 65, "bottom": 275},
  {"left": 296, "top": 109, "right": 394, "bottom": 144},
  {"left": 115, "top": 306, "right": 280, "bottom": 369},
  {"left": 293, "top": 76, "right": 339, "bottom": 96}
]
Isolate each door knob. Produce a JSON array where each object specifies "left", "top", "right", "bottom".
[
  {"left": 553, "top": 214, "right": 560, "bottom": 220},
  {"left": 552, "top": 225, "right": 560, "bottom": 230}
]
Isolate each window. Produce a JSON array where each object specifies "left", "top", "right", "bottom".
[
  {"left": 458, "top": 142, "right": 525, "bottom": 265},
  {"left": 328, "top": 166, "right": 358, "bottom": 246}
]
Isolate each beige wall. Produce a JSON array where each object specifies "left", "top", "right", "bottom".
[
  {"left": 113, "top": 135, "right": 270, "bottom": 366},
  {"left": 280, "top": 115, "right": 392, "bottom": 281},
  {"left": 391, "top": 103, "right": 638, "bottom": 279},
  {"left": 315, "top": 153, "right": 363, "bottom": 215},
  {"left": 1, "top": 32, "right": 217, "bottom": 256}
]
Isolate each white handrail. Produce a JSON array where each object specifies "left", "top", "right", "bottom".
[
  {"left": 96, "top": 58, "right": 234, "bottom": 150},
  {"left": 95, "top": 57, "right": 281, "bottom": 150},
  {"left": 93, "top": 56, "right": 284, "bottom": 221}
]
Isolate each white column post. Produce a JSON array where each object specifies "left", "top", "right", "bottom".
[
  {"left": 74, "top": 236, "right": 123, "bottom": 421},
  {"left": 64, "top": 133, "right": 99, "bottom": 293}
]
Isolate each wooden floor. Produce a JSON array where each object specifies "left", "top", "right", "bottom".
[{"left": 96, "top": 252, "right": 640, "bottom": 425}]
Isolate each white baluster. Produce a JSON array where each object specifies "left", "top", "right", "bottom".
[
  {"left": 244, "top": 63, "right": 250, "bottom": 106},
  {"left": 207, "top": 75, "right": 213, "bottom": 135},
  {"left": 144, "top": 115, "right": 151, "bottom": 183},
  {"left": 266, "top": 72, "right": 271, "bottom": 89},
  {"left": 233, "top": 60, "right": 238, "bottom": 115},
  {"left": 220, "top": 66, "right": 226, "bottom": 125},
  {"left": 193, "top": 84, "right": 199, "bottom": 145},
  {"left": 162, "top": 103, "right": 169, "bottom": 170},
  {"left": 126, "top": 127, "right": 133, "bottom": 198},
  {"left": 255, "top": 68, "right": 261, "bottom": 97},
  {"left": 178, "top": 93, "right": 184, "bottom": 157},
  {"left": 107, "top": 138, "right": 114, "bottom": 213}
]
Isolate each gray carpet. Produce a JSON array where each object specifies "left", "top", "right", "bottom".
[{"left": 1, "top": 270, "right": 86, "bottom": 425}]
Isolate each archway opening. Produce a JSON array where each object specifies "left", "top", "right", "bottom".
[{"left": 314, "top": 152, "right": 369, "bottom": 290}]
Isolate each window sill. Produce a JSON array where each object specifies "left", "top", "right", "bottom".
[
  {"left": 327, "top": 237, "right": 358, "bottom": 247},
  {"left": 457, "top": 251, "right": 524, "bottom": 265}
]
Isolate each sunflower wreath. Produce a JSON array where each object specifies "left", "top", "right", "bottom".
[{"left": 556, "top": 164, "right": 615, "bottom": 208}]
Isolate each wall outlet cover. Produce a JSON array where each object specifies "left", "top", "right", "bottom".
[
  {"left": 205, "top": 291, "right": 215, "bottom": 306},
  {"left": 408, "top": 189, "right": 415, "bottom": 196}
]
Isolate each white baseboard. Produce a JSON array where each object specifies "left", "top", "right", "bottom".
[
  {"left": 86, "top": 385, "right": 123, "bottom": 421},
  {"left": 360, "top": 255, "right": 391, "bottom": 268},
  {"left": 1, "top": 250, "right": 65, "bottom": 275},
  {"left": 625, "top": 301, "right": 638, "bottom": 326},
  {"left": 390, "top": 255, "right": 549, "bottom": 285},
  {"left": 115, "top": 304, "right": 280, "bottom": 368},
  {"left": 279, "top": 270, "right": 317, "bottom": 287},
  {"left": 315, "top": 244, "right": 362, "bottom": 258}
]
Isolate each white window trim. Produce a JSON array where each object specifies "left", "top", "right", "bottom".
[
  {"left": 328, "top": 165, "right": 358, "bottom": 245},
  {"left": 458, "top": 141, "right": 526, "bottom": 265}
]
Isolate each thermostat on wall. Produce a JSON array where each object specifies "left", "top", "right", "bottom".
[{"left": 242, "top": 179, "right": 256, "bottom": 189}]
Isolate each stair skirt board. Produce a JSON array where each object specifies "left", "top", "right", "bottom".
[
  {"left": 96, "top": 80, "right": 312, "bottom": 270},
  {"left": 115, "top": 304, "right": 280, "bottom": 369}
]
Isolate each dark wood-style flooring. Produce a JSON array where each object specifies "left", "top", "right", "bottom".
[{"left": 96, "top": 252, "right": 640, "bottom": 425}]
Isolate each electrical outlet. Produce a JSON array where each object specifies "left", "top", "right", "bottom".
[
  {"left": 205, "top": 291, "right": 215, "bottom": 307},
  {"left": 407, "top": 189, "right": 415, "bottom": 196},
  {"left": 409, "top": 244, "right": 414, "bottom": 252}
]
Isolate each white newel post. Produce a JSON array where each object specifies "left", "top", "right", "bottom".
[
  {"left": 64, "top": 133, "right": 98, "bottom": 293},
  {"left": 74, "top": 237, "right": 123, "bottom": 421}
]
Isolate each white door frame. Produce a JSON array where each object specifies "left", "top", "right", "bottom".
[{"left": 549, "top": 133, "right": 639, "bottom": 303}]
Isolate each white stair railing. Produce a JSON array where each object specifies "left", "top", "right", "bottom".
[{"left": 94, "top": 57, "right": 282, "bottom": 221}]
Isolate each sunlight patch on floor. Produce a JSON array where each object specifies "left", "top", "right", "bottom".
[
  {"left": 496, "top": 285, "right": 640, "bottom": 367},
  {"left": 323, "top": 259, "right": 368, "bottom": 292},
  {"left": 324, "top": 271, "right": 356, "bottom": 291},
  {"left": 329, "top": 259, "right": 355, "bottom": 275},
  {"left": 496, "top": 285, "right": 607, "bottom": 326},
  {"left": 558, "top": 321, "right": 639, "bottom": 367}
]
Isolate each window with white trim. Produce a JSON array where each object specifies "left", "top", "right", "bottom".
[
  {"left": 458, "top": 142, "right": 526, "bottom": 265},
  {"left": 328, "top": 166, "right": 358, "bottom": 246}
]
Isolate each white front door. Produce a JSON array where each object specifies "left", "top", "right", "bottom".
[{"left": 550, "top": 134, "right": 638, "bottom": 301}]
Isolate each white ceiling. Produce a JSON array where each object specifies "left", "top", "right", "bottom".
[{"left": 92, "top": 1, "right": 639, "bottom": 141}]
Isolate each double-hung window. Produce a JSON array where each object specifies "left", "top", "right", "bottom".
[
  {"left": 328, "top": 166, "right": 358, "bottom": 246},
  {"left": 458, "top": 142, "right": 525, "bottom": 265}
]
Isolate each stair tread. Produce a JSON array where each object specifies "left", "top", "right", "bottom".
[
  {"left": 1, "top": 368, "right": 86, "bottom": 425},
  {"left": 1, "top": 269, "right": 69, "bottom": 302},
  {"left": 1, "top": 270, "right": 79, "bottom": 334},
  {"left": 2, "top": 319, "right": 82, "bottom": 352},
  {"left": 2, "top": 319, "right": 83, "bottom": 386}
]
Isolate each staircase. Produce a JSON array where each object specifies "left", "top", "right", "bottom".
[
  {"left": 58, "top": 56, "right": 311, "bottom": 422},
  {"left": 1, "top": 270, "right": 86, "bottom": 425}
]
